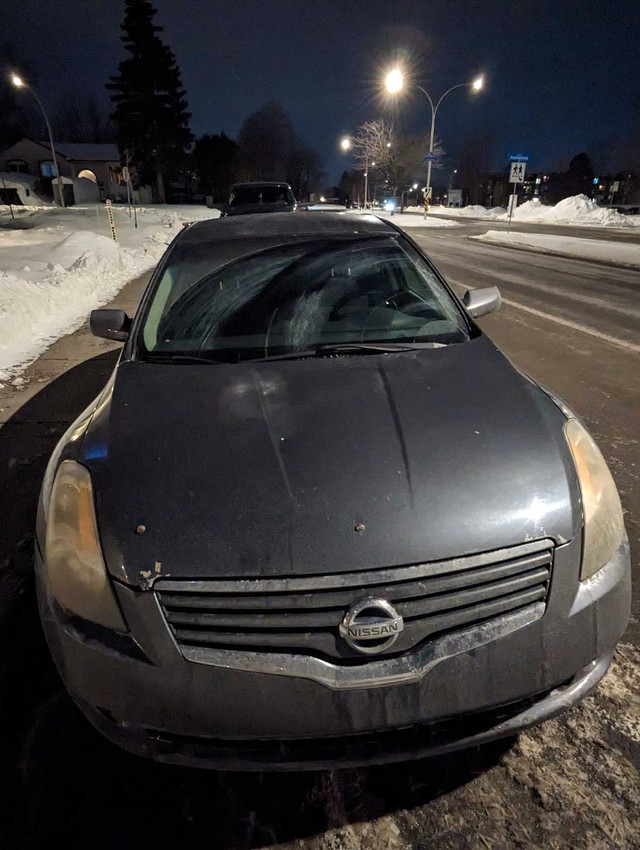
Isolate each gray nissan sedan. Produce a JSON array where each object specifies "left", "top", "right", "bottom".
[{"left": 36, "top": 213, "right": 630, "bottom": 770}]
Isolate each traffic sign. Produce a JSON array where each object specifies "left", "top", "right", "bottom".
[
  {"left": 122, "top": 166, "right": 131, "bottom": 182},
  {"left": 509, "top": 154, "right": 529, "bottom": 162},
  {"left": 423, "top": 153, "right": 439, "bottom": 162},
  {"left": 509, "top": 162, "right": 526, "bottom": 183}
]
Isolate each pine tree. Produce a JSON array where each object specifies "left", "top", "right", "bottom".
[{"left": 107, "top": 0, "right": 192, "bottom": 203}]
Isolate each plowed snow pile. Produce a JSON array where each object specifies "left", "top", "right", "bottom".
[
  {"left": 511, "top": 194, "right": 640, "bottom": 227},
  {"left": 429, "top": 195, "right": 640, "bottom": 228},
  {"left": 0, "top": 203, "right": 220, "bottom": 382}
]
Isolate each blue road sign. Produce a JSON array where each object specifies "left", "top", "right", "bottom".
[
  {"left": 509, "top": 153, "right": 529, "bottom": 162},
  {"left": 424, "top": 153, "right": 439, "bottom": 162}
]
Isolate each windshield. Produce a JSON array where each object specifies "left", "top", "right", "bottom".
[
  {"left": 229, "top": 185, "right": 293, "bottom": 206},
  {"left": 139, "top": 236, "right": 470, "bottom": 363}
]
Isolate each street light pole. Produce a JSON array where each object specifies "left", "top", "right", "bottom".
[
  {"left": 416, "top": 81, "right": 481, "bottom": 217},
  {"left": 385, "top": 69, "right": 484, "bottom": 218},
  {"left": 364, "top": 156, "right": 369, "bottom": 209},
  {"left": 10, "top": 74, "right": 65, "bottom": 208},
  {"left": 448, "top": 168, "right": 458, "bottom": 206}
]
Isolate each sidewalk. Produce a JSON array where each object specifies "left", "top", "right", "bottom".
[
  {"left": 0, "top": 270, "right": 150, "bottom": 620},
  {"left": 470, "top": 230, "right": 640, "bottom": 270}
]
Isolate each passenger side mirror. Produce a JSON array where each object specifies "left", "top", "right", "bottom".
[
  {"left": 90, "top": 309, "right": 131, "bottom": 342},
  {"left": 463, "top": 286, "right": 501, "bottom": 319}
]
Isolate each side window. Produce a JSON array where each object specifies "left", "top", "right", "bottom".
[
  {"left": 7, "top": 160, "right": 29, "bottom": 174},
  {"left": 39, "top": 160, "right": 57, "bottom": 178}
]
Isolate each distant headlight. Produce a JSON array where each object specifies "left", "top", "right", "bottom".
[
  {"left": 45, "top": 460, "right": 126, "bottom": 631},
  {"left": 564, "top": 419, "right": 626, "bottom": 580}
]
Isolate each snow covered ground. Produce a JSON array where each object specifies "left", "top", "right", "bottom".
[
  {"left": 345, "top": 209, "right": 460, "bottom": 229},
  {"left": 0, "top": 203, "right": 220, "bottom": 383},
  {"left": 422, "top": 204, "right": 508, "bottom": 220},
  {"left": 471, "top": 230, "right": 640, "bottom": 268},
  {"left": 427, "top": 194, "right": 640, "bottom": 229}
]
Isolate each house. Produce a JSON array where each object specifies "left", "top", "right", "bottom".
[{"left": 0, "top": 137, "right": 152, "bottom": 204}]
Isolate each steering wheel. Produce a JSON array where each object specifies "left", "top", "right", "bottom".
[{"left": 357, "top": 289, "right": 430, "bottom": 340}]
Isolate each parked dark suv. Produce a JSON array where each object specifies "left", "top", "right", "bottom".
[{"left": 224, "top": 181, "right": 296, "bottom": 216}]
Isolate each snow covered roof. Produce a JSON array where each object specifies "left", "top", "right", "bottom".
[{"left": 40, "top": 142, "right": 120, "bottom": 162}]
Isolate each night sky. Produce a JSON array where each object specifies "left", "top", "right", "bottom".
[{"left": 6, "top": 0, "right": 640, "bottom": 183}]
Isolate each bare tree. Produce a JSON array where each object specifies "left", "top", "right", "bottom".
[
  {"left": 52, "top": 93, "right": 116, "bottom": 143},
  {"left": 351, "top": 119, "right": 445, "bottom": 196}
]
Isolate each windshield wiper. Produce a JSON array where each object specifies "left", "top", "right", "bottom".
[
  {"left": 250, "top": 342, "right": 444, "bottom": 363},
  {"left": 145, "top": 353, "right": 224, "bottom": 365},
  {"left": 146, "top": 342, "right": 447, "bottom": 366}
]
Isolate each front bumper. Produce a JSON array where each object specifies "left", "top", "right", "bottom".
[{"left": 37, "top": 535, "right": 631, "bottom": 770}]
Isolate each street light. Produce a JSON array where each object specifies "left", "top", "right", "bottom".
[
  {"left": 339, "top": 134, "right": 379, "bottom": 209},
  {"left": 385, "top": 67, "right": 485, "bottom": 215},
  {"left": 385, "top": 68, "right": 403, "bottom": 94},
  {"left": 10, "top": 73, "right": 65, "bottom": 207}
]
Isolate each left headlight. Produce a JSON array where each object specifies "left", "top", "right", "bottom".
[
  {"left": 564, "top": 418, "right": 626, "bottom": 581},
  {"left": 45, "top": 460, "right": 126, "bottom": 631}
]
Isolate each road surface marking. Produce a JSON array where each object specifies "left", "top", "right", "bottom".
[
  {"left": 449, "top": 265, "right": 640, "bottom": 318},
  {"left": 501, "top": 299, "right": 640, "bottom": 353},
  {"left": 445, "top": 278, "right": 640, "bottom": 354}
]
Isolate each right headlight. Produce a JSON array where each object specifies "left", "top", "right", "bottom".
[
  {"left": 45, "top": 460, "right": 126, "bottom": 631},
  {"left": 564, "top": 418, "right": 626, "bottom": 581}
]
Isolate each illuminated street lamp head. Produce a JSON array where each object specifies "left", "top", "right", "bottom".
[
  {"left": 11, "top": 74, "right": 24, "bottom": 88},
  {"left": 412, "top": 183, "right": 418, "bottom": 190},
  {"left": 471, "top": 75, "right": 484, "bottom": 92},
  {"left": 340, "top": 136, "right": 351, "bottom": 151},
  {"left": 385, "top": 68, "right": 404, "bottom": 94}
]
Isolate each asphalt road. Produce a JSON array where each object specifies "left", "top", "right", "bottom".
[{"left": 0, "top": 227, "right": 638, "bottom": 847}]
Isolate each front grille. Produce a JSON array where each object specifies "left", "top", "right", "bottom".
[{"left": 155, "top": 540, "right": 553, "bottom": 661}]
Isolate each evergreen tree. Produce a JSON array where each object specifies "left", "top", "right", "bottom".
[
  {"left": 193, "top": 132, "right": 239, "bottom": 201},
  {"left": 107, "top": 0, "right": 192, "bottom": 202},
  {"left": 566, "top": 151, "right": 595, "bottom": 196}
]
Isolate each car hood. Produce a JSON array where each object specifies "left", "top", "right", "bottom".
[{"left": 80, "top": 336, "right": 580, "bottom": 585}]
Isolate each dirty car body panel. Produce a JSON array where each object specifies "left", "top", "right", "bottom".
[{"left": 36, "top": 213, "right": 631, "bottom": 770}]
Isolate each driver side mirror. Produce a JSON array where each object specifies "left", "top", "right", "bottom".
[
  {"left": 90, "top": 309, "right": 131, "bottom": 341},
  {"left": 463, "top": 286, "right": 501, "bottom": 319}
]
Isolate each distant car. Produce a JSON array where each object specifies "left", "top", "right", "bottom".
[
  {"left": 37, "top": 212, "right": 630, "bottom": 771},
  {"left": 382, "top": 198, "right": 400, "bottom": 212},
  {"left": 611, "top": 204, "right": 640, "bottom": 215},
  {"left": 224, "top": 181, "right": 296, "bottom": 216}
]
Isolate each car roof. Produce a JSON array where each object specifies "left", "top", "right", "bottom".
[{"left": 180, "top": 212, "right": 396, "bottom": 248}]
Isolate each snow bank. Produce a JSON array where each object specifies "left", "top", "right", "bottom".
[
  {"left": 345, "top": 209, "right": 460, "bottom": 229},
  {"left": 509, "top": 194, "right": 640, "bottom": 227},
  {"left": 471, "top": 230, "right": 640, "bottom": 268},
  {"left": 430, "top": 204, "right": 508, "bottom": 219},
  {"left": 430, "top": 195, "right": 640, "bottom": 228},
  {"left": 376, "top": 212, "right": 460, "bottom": 228},
  {"left": 427, "top": 204, "right": 506, "bottom": 218},
  {"left": 0, "top": 204, "right": 220, "bottom": 382}
]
